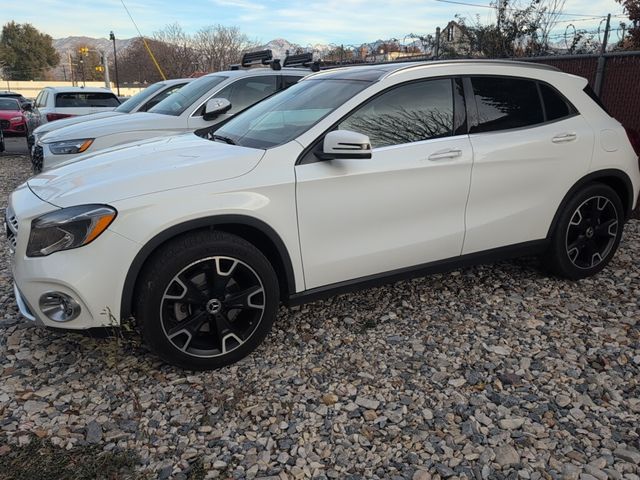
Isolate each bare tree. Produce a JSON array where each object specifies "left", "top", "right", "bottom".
[
  {"left": 194, "top": 25, "right": 258, "bottom": 72},
  {"left": 153, "top": 23, "right": 199, "bottom": 78},
  {"left": 538, "top": 0, "right": 567, "bottom": 52}
]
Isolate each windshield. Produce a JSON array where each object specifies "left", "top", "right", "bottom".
[
  {"left": 149, "top": 75, "right": 227, "bottom": 116},
  {"left": 214, "top": 79, "right": 372, "bottom": 149},
  {"left": 115, "top": 82, "right": 166, "bottom": 113},
  {"left": 0, "top": 98, "right": 20, "bottom": 111}
]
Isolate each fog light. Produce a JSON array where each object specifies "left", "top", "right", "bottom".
[{"left": 39, "top": 292, "right": 81, "bottom": 322}]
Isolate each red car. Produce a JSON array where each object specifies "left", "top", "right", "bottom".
[{"left": 0, "top": 97, "right": 34, "bottom": 136}]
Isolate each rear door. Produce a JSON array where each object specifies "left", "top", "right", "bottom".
[
  {"left": 296, "top": 78, "right": 474, "bottom": 288},
  {"left": 462, "top": 76, "right": 594, "bottom": 254}
]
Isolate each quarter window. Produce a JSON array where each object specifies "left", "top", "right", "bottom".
[
  {"left": 339, "top": 78, "right": 454, "bottom": 148},
  {"left": 470, "top": 77, "right": 543, "bottom": 133},
  {"left": 215, "top": 76, "right": 278, "bottom": 115},
  {"left": 540, "top": 83, "right": 573, "bottom": 121}
]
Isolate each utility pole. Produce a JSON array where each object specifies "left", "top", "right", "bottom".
[
  {"left": 434, "top": 27, "right": 441, "bottom": 59},
  {"left": 594, "top": 13, "right": 611, "bottom": 96},
  {"left": 110, "top": 31, "right": 121, "bottom": 96},
  {"left": 101, "top": 52, "right": 110, "bottom": 89},
  {"left": 68, "top": 51, "right": 75, "bottom": 86}
]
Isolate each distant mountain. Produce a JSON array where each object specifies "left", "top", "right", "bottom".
[
  {"left": 50, "top": 36, "right": 134, "bottom": 81},
  {"left": 48, "top": 36, "right": 337, "bottom": 80},
  {"left": 52, "top": 36, "right": 133, "bottom": 56}
]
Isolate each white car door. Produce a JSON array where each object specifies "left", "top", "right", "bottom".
[
  {"left": 296, "top": 78, "right": 474, "bottom": 289},
  {"left": 462, "top": 76, "right": 594, "bottom": 254}
]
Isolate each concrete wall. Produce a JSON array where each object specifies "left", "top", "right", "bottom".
[{"left": 0, "top": 80, "right": 146, "bottom": 99}]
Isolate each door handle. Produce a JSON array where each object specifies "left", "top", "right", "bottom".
[
  {"left": 552, "top": 132, "right": 577, "bottom": 143},
  {"left": 428, "top": 149, "right": 463, "bottom": 161}
]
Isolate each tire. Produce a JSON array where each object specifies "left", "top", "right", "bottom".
[
  {"left": 544, "top": 183, "right": 624, "bottom": 280},
  {"left": 135, "top": 230, "right": 280, "bottom": 370}
]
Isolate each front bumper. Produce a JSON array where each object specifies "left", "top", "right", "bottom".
[
  {"left": 7, "top": 186, "right": 140, "bottom": 330},
  {"left": 39, "top": 143, "right": 77, "bottom": 172},
  {"left": 13, "top": 283, "right": 43, "bottom": 325}
]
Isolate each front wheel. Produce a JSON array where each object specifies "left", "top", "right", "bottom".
[
  {"left": 544, "top": 183, "right": 624, "bottom": 280},
  {"left": 135, "top": 230, "right": 280, "bottom": 370}
]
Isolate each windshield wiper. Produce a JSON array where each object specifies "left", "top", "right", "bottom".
[{"left": 212, "top": 134, "right": 236, "bottom": 145}]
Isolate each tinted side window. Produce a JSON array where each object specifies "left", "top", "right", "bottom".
[
  {"left": 55, "top": 92, "right": 120, "bottom": 108},
  {"left": 339, "top": 78, "right": 454, "bottom": 148},
  {"left": 36, "top": 91, "right": 48, "bottom": 108},
  {"left": 215, "top": 76, "right": 278, "bottom": 115},
  {"left": 471, "top": 77, "right": 543, "bottom": 133},
  {"left": 540, "top": 83, "right": 572, "bottom": 121},
  {"left": 142, "top": 84, "right": 185, "bottom": 111}
]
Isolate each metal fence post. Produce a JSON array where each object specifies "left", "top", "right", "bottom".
[{"left": 594, "top": 13, "right": 611, "bottom": 96}]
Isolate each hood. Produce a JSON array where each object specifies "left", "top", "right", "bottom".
[
  {"left": 0, "top": 110, "right": 21, "bottom": 117},
  {"left": 28, "top": 134, "right": 265, "bottom": 207},
  {"left": 41, "top": 112, "right": 180, "bottom": 143},
  {"left": 34, "top": 111, "right": 124, "bottom": 135}
]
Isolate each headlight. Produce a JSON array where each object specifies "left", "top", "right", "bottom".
[
  {"left": 27, "top": 205, "right": 117, "bottom": 257},
  {"left": 48, "top": 138, "right": 94, "bottom": 155},
  {"left": 10, "top": 116, "right": 22, "bottom": 123}
]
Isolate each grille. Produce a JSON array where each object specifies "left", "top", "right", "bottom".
[
  {"left": 4, "top": 206, "right": 18, "bottom": 254},
  {"left": 32, "top": 145, "right": 44, "bottom": 173},
  {"left": 0, "top": 120, "right": 9, "bottom": 130}
]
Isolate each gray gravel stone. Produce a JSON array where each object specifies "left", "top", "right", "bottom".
[{"left": 1, "top": 155, "right": 639, "bottom": 479}]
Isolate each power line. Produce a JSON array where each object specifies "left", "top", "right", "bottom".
[
  {"left": 433, "top": 0, "right": 625, "bottom": 18},
  {"left": 119, "top": 0, "right": 166, "bottom": 80}
]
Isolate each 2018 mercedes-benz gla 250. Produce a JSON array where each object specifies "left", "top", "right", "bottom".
[{"left": 6, "top": 60, "right": 640, "bottom": 369}]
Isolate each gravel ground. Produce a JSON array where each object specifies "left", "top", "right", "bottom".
[{"left": 1, "top": 154, "right": 639, "bottom": 480}]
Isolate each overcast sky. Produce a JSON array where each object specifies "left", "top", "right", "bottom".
[{"left": 3, "top": 0, "right": 628, "bottom": 45}]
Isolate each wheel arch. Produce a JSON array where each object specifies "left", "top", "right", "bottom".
[
  {"left": 547, "top": 168, "right": 634, "bottom": 239},
  {"left": 120, "top": 215, "right": 297, "bottom": 321}
]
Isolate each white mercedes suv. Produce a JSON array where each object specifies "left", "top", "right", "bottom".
[
  {"left": 6, "top": 60, "right": 640, "bottom": 370},
  {"left": 31, "top": 50, "right": 313, "bottom": 173},
  {"left": 28, "top": 78, "right": 192, "bottom": 152}
]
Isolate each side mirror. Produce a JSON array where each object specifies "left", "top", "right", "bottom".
[
  {"left": 22, "top": 102, "right": 33, "bottom": 112},
  {"left": 317, "top": 130, "right": 372, "bottom": 160},
  {"left": 203, "top": 98, "right": 232, "bottom": 121}
]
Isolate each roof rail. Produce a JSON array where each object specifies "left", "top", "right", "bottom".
[
  {"left": 283, "top": 52, "right": 320, "bottom": 72},
  {"left": 230, "top": 49, "right": 276, "bottom": 70}
]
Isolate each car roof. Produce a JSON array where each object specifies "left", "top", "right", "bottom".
[
  {"left": 201, "top": 67, "right": 311, "bottom": 79},
  {"left": 43, "top": 87, "right": 118, "bottom": 94},
  {"left": 159, "top": 78, "right": 194, "bottom": 85},
  {"left": 305, "top": 59, "right": 561, "bottom": 82}
]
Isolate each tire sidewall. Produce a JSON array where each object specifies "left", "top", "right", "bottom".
[{"left": 137, "top": 233, "right": 279, "bottom": 370}]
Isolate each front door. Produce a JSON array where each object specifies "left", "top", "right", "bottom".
[{"left": 295, "top": 78, "right": 474, "bottom": 289}]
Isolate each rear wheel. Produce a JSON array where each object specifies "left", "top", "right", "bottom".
[
  {"left": 135, "top": 230, "right": 279, "bottom": 370},
  {"left": 544, "top": 183, "right": 624, "bottom": 279}
]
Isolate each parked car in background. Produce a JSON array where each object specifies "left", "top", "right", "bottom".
[
  {"left": 7, "top": 60, "right": 639, "bottom": 370},
  {"left": 33, "top": 86, "right": 120, "bottom": 125},
  {"left": 0, "top": 98, "right": 41, "bottom": 137},
  {"left": 28, "top": 79, "right": 191, "bottom": 152},
  {"left": 0, "top": 91, "right": 33, "bottom": 108},
  {"left": 31, "top": 50, "right": 315, "bottom": 172}
]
